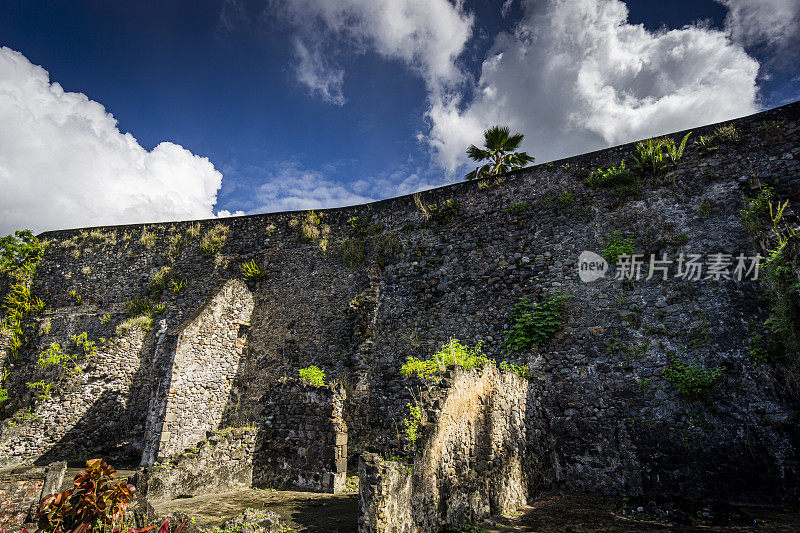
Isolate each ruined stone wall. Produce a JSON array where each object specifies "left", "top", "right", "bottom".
[
  {"left": 0, "top": 102, "right": 798, "bottom": 505},
  {"left": 136, "top": 427, "right": 257, "bottom": 502},
  {"left": 358, "top": 366, "right": 535, "bottom": 532},
  {"left": 253, "top": 380, "right": 347, "bottom": 493},
  {"left": 0, "top": 462, "right": 66, "bottom": 531}
]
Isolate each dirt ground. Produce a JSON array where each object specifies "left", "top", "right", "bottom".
[{"left": 152, "top": 490, "right": 800, "bottom": 533}]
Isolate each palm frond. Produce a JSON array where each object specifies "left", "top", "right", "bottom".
[
  {"left": 484, "top": 126, "right": 511, "bottom": 150},
  {"left": 466, "top": 145, "right": 491, "bottom": 162}
]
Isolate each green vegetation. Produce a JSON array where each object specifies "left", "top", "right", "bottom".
[
  {"left": 587, "top": 160, "right": 641, "bottom": 198},
  {"left": 402, "top": 403, "right": 422, "bottom": 444},
  {"left": 1, "top": 230, "right": 47, "bottom": 360},
  {"left": 373, "top": 232, "right": 402, "bottom": 267},
  {"left": 698, "top": 199, "right": 713, "bottom": 219},
  {"left": 740, "top": 187, "right": 800, "bottom": 383},
  {"left": 714, "top": 124, "right": 740, "bottom": 143},
  {"left": 465, "top": 125, "right": 534, "bottom": 180},
  {"left": 125, "top": 296, "right": 152, "bottom": 317},
  {"left": 428, "top": 199, "right": 461, "bottom": 224},
  {"left": 498, "top": 360, "right": 531, "bottom": 379},
  {"left": 401, "top": 338, "right": 490, "bottom": 380},
  {"left": 693, "top": 135, "right": 719, "bottom": 156},
  {"left": 139, "top": 227, "right": 157, "bottom": 248},
  {"left": 116, "top": 314, "right": 154, "bottom": 334},
  {"left": 298, "top": 365, "right": 326, "bottom": 386},
  {"left": 632, "top": 132, "right": 691, "bottom": 175},
  {"left": 758, "top": 120, "right": 785, "bottom": 143},
  {"left": 502, "top": 202, "right": 532, "bottom": 214},
  {"left": 148, "top": 266, "right": 172, "bottom": 297},
  {"left": 293, "top": 211, "right": 330, "bottom": 252},
  {"left": 504, "top": 294, "right": 572, "bottom": 351},
  {"left": 200, "top": 223, "right": 230, "bottom": 257},
  {"left": 341, "top": 238, "right": 366, "bottom": 268},
  {"left": 1, "top": 229, "right": 44, "bottom": 270},
  {"left": 601, "top": 231, "right": 635, "bottom": 263},
  {"left": 662, "top": 359, "right": 723, "bottom": 399},
  {"left": 170, "top": 279, "right": 187, "bottom": 294},
  {"left": 240, "top": 259, "right": 268, "bottom": 281},
  {"left": 38, "top": 459, "right": 157, "bottom": 533}
]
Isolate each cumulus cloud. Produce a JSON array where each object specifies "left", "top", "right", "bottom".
[
  {"left": 717, "top": 0, "right": 800, "bottom": 69},
  {"left": 272, "top": 0, "right": 474, "bottom": 98},
  {"left": 426, "top": 0, "right": 760, "bottom": 172},
  {"left": 0, "top": 47, "right": 229, "bottom": 235}
]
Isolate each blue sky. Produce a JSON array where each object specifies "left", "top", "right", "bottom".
[{"left": 1, "top": 0, "right": 798, "bottom": 233}]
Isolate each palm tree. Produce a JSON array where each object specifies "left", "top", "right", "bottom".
[{"left": 465, "top": 125, "right": 535, "bottom": 180}]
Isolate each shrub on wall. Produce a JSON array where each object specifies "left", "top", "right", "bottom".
[
  {"left": 200, "top": 223, "right": 230, "bottom": 257},
  {"left": 240, "top": 259, "right": 267, "bottom": 281},
  {"left": 504, "top": 294, "right": 572, "bottom": 352},
  {"left": 662, "top": 359, "right": 723, "bottom": 399},
  {"left": 601, "top": 231, "right": 635, "bottom": 263},
  {"left": 298, "top": 365, "right": 326, "bottom": 387},
  {"left": 401, "top": 338, "right": 490, "bottom": 380}
]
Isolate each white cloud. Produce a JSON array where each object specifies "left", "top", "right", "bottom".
[
  {"left": 292, "top": 39, "right": 346, "bottom": 106},
  {"left": 717, "top": 0, "right": 800, "bottom": 69},
  {"left": 0, "top": 47, "right": 229, "bottom": 235},
  {"left": 249, "top": 160, "right": 441, "bottom": 214},
  {"left": 426, "top": 0, "right": 760, "bottom": 172},
  {"left": 272, "top": 0, "right": 474, "bottom": 98},
  {"left": 252, "top": 161, "right": 374, "bottom": 213}
]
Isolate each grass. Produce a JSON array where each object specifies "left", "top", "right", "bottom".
[
  {"left": 401, "top": 338, "right": 491, "bottom": 380},
  {"left": 241, "top": 259, "right": 268, "bottom": 281},
  {"left": 200, "top": 223, "right": 230, "bottom": 257}
]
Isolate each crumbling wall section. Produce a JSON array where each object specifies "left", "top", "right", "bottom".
[
  {"left": 136, "top": 427, "right": 257, "bottom": 502},
  {"left": 254, "top": 380, "right": 347, "bottom": 493},
  {"left": 359, "top": 366, "right": 537, "bottom": 532}
]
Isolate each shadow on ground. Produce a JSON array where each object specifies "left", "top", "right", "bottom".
[{"left": 151, "top": 489, "right": 358, "bottom": 532}]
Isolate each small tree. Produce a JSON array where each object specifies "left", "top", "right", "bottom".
[{"left": 465, "top": 126, "right": 534, "bottom": 180}]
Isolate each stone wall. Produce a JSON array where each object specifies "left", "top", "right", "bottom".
[
  {"left": 136, "top": 427, "right": 257, "bottom": 502},
  {"left": 143, "top": 279, "right": 255, "bottom": 464},
  {"left": 0, "top": 101, "right": 799, "bottom": 506},
  {"left": 0, "top": 462, "right": 66, "bottom": 530},
  {"left": 253, "top": 380, "right": 347, "bottom": 493},
  {"left": 358, "top": 366, "right": 535, "bottom": 532}
]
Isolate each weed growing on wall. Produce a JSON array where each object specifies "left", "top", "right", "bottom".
[
  {"left": 587, "top": 161, "right": 641, "bottom": 198},
  {"left": 740, "top": 187, "right": 775, "bottom": 234},
  {"left": 139, "top": 227, "right": 157, "bottom": 248},
  {"left": 298, "top": 365, "right": 326, "bottom": 386},
  {"left": 504, "top": 294, "right": 572, "bottom": 351},
  {"left": 503, "top": 202, "right": 532, "bottom": 214},
  {"left": 758, "top": 120, "right": 786, "bottom": 143},
  {"left": 602, "top": 231, "right": 636, "bottom": 263},
  {"left": 498, "top": 360, "right": 531, "bottom": 379},
  {"left": 694, "top": 135, "right": 719, "bottom": 156},
  {"left": 428, "top": 199, "right": 461, "bottom": 224},
  {"left": 401, "top": 339, "right": 491, "bottom": 380},
  {"left": 240, "top": 259, "right": 268, "bottom": 281},
  {"left": 632, "top": 132, "right": 691, "bottom": 175},
  {"left": 148, "top": 266, "right": 173, "bottom": 297},
  {"left": 403, "top": 403, "right": 422, "bottom": 444},
  {"left": 372, "top": 232, "right": 401, "bottom": 268},
  {"left": 740, "top": 186, "right": 800, "bottom": 388},
  {"left": 200, "top": 223, "right": 230, "bottom": 257},
  {"left": 1, "top": 230, "right": 47, "bottom": 361},
  {"left": 341, "top": 239, "right": 366, "bottom": 268},
  {"left": 125, "top": 297, "right": 152, "bottom": 317},
  {"left": 662, "top": 359, "right": 723, "bottom": 399},
  {"left": 293, "top": 211, "right": 330, "bottom": 253},
  {"left": 714, "top": 124, "right": 740, "bottom": 143}
]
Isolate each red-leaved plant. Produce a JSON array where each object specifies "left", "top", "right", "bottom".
[{"left": 32, "top": 458, "right": 187, "bottom": 533}]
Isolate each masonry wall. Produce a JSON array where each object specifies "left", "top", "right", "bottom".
[
  {"left": 253, "top": 381, "right": 347, "bottom": 493},
  {"left": 359, "top": 366, "right": 536, "bottom": 532},
  {"left": 0, "top": 102, "right": 799, "bottom": 505},
  {"left": 136, "top": 427, "right": 257, "bottom": 502}
]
